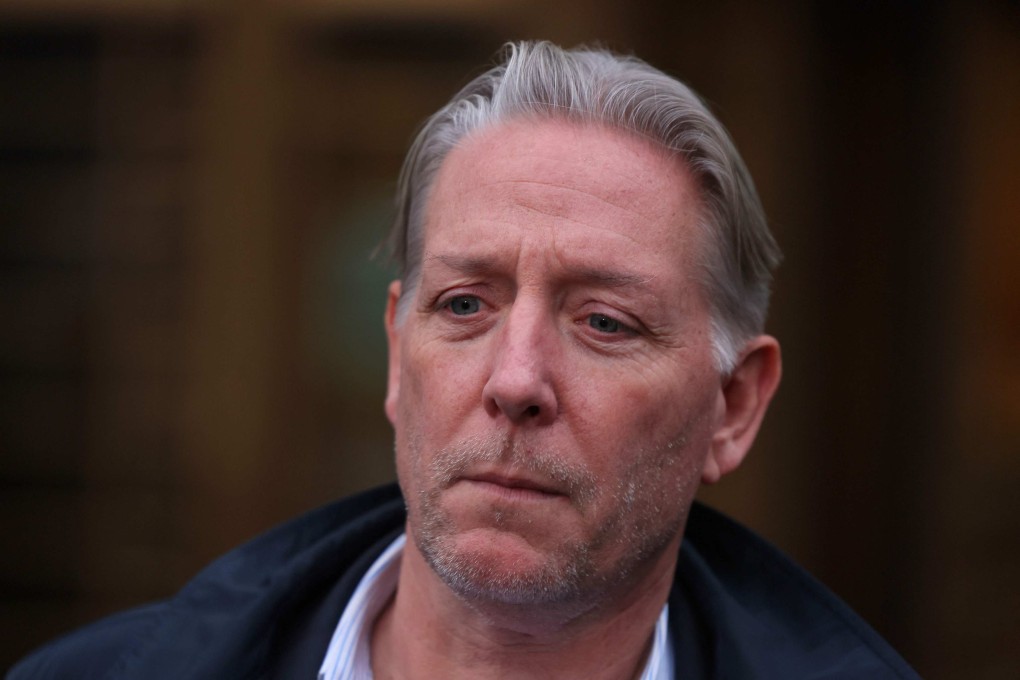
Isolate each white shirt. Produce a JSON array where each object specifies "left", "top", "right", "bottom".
[{"left": 318, "top": 534, "right": 675, "bottom": 680}]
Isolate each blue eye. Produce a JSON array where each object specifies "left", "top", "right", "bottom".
[
  {"left": 589, "top": 313, "right": 621, "bottom": 333},
  {"left": 448, "top": 296, "right": 481, "bottom": 315}
]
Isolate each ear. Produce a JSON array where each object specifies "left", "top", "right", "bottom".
[
  {"left": 384, "top": 280, "right": 403, "bottom": 426},
  {"left": 702, "top": 335, "right": 782, "bottom": 484}
]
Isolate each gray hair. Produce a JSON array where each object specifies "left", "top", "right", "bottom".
[{"left": 387, "top": 41, "right": 780, "bottom": 373}]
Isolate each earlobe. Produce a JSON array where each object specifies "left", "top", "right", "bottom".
[
  {"left": 702, "top": 335, "right": 782, "bottom": 484},
  {"left": 384, "top": 280, "right": 403, "bottom": 426}
]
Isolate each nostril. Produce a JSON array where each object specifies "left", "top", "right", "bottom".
[{"left": 525, "top": 405, "right": 540, "bottom": 417}]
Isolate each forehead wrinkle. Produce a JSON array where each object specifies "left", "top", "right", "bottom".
[
  {"left": 501, "top": 203, "right": 644, "bottom": 249},
  {"left": 494, "top": 178, "right": 663, "bottom": 226}
]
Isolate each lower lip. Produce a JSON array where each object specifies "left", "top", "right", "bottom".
[{"left": 463, "top": 479, "right": 565, "bottom": 503}]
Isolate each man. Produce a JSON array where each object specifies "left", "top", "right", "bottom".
[{"left": 10, "top": 42, "right": 920, "bottom": 679}]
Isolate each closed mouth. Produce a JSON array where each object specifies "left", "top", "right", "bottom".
[{"left": 460, "top": 472, "right": 565, "bottom": 498}]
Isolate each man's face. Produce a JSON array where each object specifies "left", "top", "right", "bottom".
[{"left": 385, "top": 119, "right": 726, "bottom": 611}]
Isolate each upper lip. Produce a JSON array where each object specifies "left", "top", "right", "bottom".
[{"left": 461, "top": 471, "right": 564, "bottom": 496}]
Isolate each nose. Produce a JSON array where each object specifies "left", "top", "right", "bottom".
[{"left": 482, "top": 304, "right": 558, "bottom": 425}]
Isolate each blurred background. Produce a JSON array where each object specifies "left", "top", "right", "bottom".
[{"left": 1, "top": 0, "right": 1018, "bottom": 677}]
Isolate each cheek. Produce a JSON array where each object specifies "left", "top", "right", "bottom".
[
  {"left": 570, "top": 363, "right": 717, "bottom": 500},
  {"left": 397, "top": 339, "right": 486, "bottom": 444},
  {"left": 635, "top": 359, "right": 717, "bottom": 440},
  {"left": 609, "top": 394, "right": 715, "bottom": 523},
  {"left": 571, "top": 361, "right": 706, "bottom": 444}
]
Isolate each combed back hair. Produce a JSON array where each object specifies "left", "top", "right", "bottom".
[{"left": 387, "top": 40, "right": 781, "bottom": 373}]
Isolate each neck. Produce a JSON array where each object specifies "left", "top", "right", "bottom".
[{"left": 371, "top": 529, "right": 679, "bottom": 680}]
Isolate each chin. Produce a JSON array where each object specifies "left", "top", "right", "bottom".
[{"left": 415, "top": 522, "right": 597, "bottom": 607}]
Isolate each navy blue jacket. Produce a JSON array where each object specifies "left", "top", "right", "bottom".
[{"left": 9, "top": 484, "right": 921, "bottom": 679}]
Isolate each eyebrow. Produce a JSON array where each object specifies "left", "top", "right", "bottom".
[
  {"left": 427, "top": 253, "right": 656, "bottom": 292},
  {"left": 428, "top": 253, "right": 499, "bottom": 277},
  {"left": 563, "top": 265, "right": 655, "bottom": 291}
]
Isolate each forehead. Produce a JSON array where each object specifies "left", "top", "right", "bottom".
[{"left": 423, "top": 119, "right": 705, "bottom": 274}]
